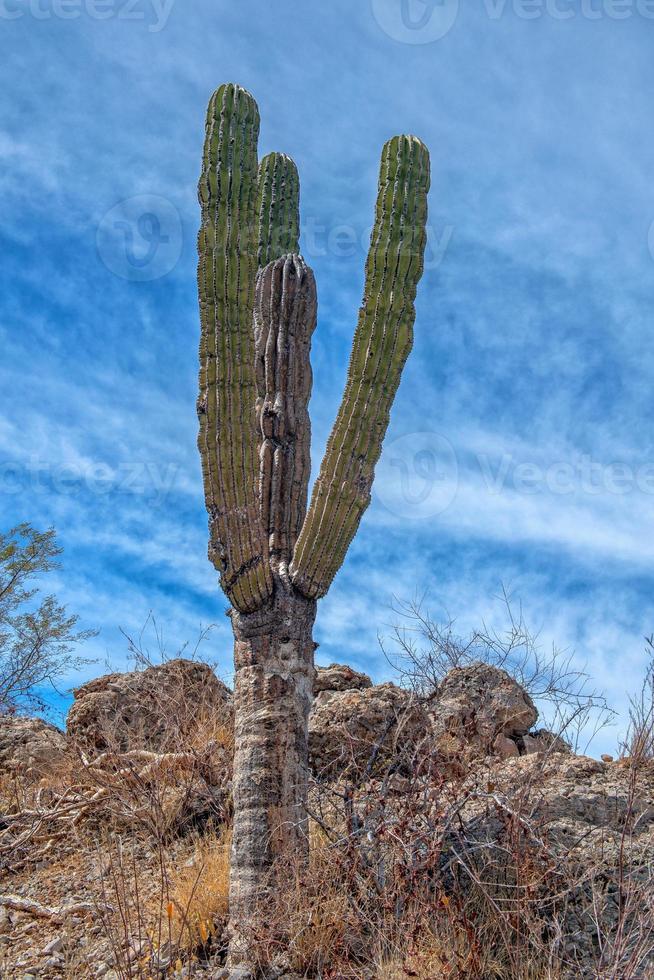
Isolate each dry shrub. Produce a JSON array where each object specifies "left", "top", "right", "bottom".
[
  {"left": 382, "top": 590, "right": 614, "bottom": 753},
  {"left": 245, "top": 680, "right": 652, "bottom": 980},
  {"left": 245, "top": 795, "right": 564, "bottom": 979},
  {"left": 622, "top": 636, "right": 654, "bottom": 763},
  {"left": 247, "top": 825, "right": 364, "bottom": 978},
  {"left": 169, "top": 827, "right": 230, "bottom": 953},
  {"left": 93, "top": 826, "right": 231, "bottom": 979}
]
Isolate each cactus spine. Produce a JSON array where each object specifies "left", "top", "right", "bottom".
[{"left": 197, "top": 83, "right": 430, "bottom": 964}]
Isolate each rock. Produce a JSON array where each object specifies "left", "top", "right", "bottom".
[
  {"left": 460, "top": 754, "right": 654, "bottom": 847},
  {"left": 42, "top": 936, "right": 64, "bottom": 955},
  {"left": 314, "top": 663, "right": 372, "bottom": 694},
  {"left": 67, "top": 659, "right": 233, "bottom": 753},
  {"left": 493, "top": 733, "right": 520, "bottom": 759},
  {"left": 428, "top": 663, "right": 538, "bottom": 764},
  {"left": 310, "top": 682, "right": 426, "bottom": 777},
  {"left": 0, "top": 715, "right": 68, "bottom": 778},
  {"left": 450, "top": 754, "right": 654, "bottom": 975},
  {"left": 521, "top": 729, "right": 570, "bottom": 756},
  {"left": 521, "top": 734, "right": 541, "bottom": 755}
]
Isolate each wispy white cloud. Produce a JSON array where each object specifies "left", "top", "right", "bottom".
[{"left": 1, "top": 0, "right": 653, "bottom": 757}]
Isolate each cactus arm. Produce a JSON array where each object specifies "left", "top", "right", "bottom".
[
  {"left": 290, "top": 135, "right": 430, "bottom": 600},
  {"left": 257, "top": 153, "right": 301, "bottom": 268},
  {"left": 255, "top": 254, "right": 317, "bottom": 573},
  {"left": 197, "top": 83, "right": 273, "bottom": 614}
]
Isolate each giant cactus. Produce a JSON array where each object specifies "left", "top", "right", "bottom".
[{"left": 197, "top": 82, "right": 430, "bottom": 965}]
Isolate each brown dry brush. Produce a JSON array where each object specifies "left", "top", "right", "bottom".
[
  {"left": 242, "top": 649, "right": 654, "bottom": 980},
  {"left": 0, "top": 674, "right": 233, "bottom": 977},
  {"left": 2, "top": 626, "right": 654, "bottom": 978},
  {"left": 2, "top": 749, "right": 652, "bottom": 979},
  {"left": 248, "top": 749, "right": 567, "bottom": 978},
  {"left": 248, "top": 765, "right": 653, "bottom": 978},
  {"left": 92, "top": 828, "right": 231, "bottom": 980}
]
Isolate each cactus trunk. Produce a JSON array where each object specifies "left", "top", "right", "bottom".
[{"left": 227, "top": 586, "right": 316, "bottom": 963}]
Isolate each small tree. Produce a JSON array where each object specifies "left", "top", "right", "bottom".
[{"left": 0, "top": 523, "right": 94, "bottom": 715}]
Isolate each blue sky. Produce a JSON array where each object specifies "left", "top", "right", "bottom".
[{"left": 2, "top": 0, "right": 654, "bottom": 754}]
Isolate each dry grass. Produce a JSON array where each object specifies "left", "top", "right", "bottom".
[
  {"left": 169, "top": 827, "right": 231, "bottom": 952},
  {"left": 2, "top": 625, "right": 654, "bottom": 978}
]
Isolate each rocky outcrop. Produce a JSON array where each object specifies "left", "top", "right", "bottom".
[
  {"left": 66, "top": 658, "right": 233, "bottom": 753},
  {"left": 427, "top": 663, "right": 546, "bottom": 768},
  {"left": 309, "top": 682, "right": 427, "bottom": 777},
  {"left": 62, "top": 660, "right": 568, "bottom": 774},
  {"left": 314, "top": 663, "right": 372, "bottom": 694},
  {"left": 459, "top": 753, "right": 653, "bottom": 850},
  {"left": 0, "top": 716, "right": 68, "bottom": 777},
  {"left": 435, "top": 661, "right": 538, "bottom": 739},
  {"left": 451, "top": 753, "right": 654, "bottom": 975},
  {"left": 313, "top": 661, "right": 569, "bottom": 780}
]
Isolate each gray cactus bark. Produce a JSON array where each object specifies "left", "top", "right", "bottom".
[{"left": 227, "top": 583, "right": 316, "bottom": 963}]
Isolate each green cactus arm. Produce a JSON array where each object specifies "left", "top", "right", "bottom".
[
  {"left": 255, "top": 254, "right": 317, "bottom": 574},
  {"left": 197, "top": 83, "right": 273, "bottom": 614},
  {"left": 290, "top": 135, "right": 430, "bottom": 600},
  {"left": 257, "top": 153, "right": 300, "bottom": 268}
]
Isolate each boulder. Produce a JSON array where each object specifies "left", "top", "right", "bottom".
[
  {"left": 66, "top": 658, "right": 232, "bottom": 753},
  {"left": 428, "top": 663, "right": 538, "bottom": 765},
  {"left": 309, "top": 682, "right": 426, "bottom": 778},
  {"left": 0, "top": 715, "right": 68, "bottom": 777},
  {"left": 493, "top": 733, "right": 520, "bottom": 759},
  {"left": 314, "top": 663, "right": 372, "bottom": 694},
  {"left": 459, "top": 753, "right": 654, "bottom": 848},
  {"left": 63, "top": 657, "right": 568, "bottom": 778},
  {"left": 520, "top": 729, "right": 571, "bottom": 756}
]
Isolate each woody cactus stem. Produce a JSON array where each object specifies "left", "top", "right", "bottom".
[
  {"left": 255, "top": 254, "right": 317, "bottom": 572},
  {"left": 197, "top": 82, "right": 430, "bottom": 967}
]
